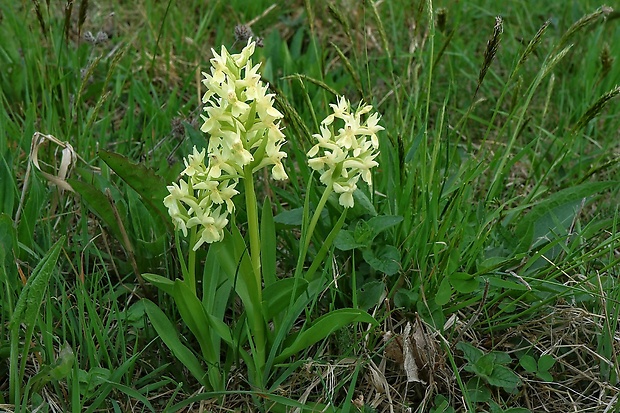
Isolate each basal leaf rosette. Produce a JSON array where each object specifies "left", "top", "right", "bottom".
[{"left": 307, "top": 96, "right": 383, "bottom": 207}]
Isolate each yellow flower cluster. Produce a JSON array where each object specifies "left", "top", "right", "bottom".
[
  {"left": 307, "top": 97, "right": 383, "bottom": 207},
  {"left": 164, "top": 39, "right": 287, "bottom": 248},
  {"left": 200, "top": 39, "right": 288, "bottom": 180}
]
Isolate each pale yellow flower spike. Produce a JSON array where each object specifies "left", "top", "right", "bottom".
[{"left": 307, "top": 96, "right": 383, "bottom": 208}]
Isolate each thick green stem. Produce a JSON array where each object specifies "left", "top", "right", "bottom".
[
  {"left": 187, "top": 226, "right": 198, "bottom": 295},
  {"left": 295, "top": 182, "right": 334, "bottom": 278},
  {"left": 243, "top": 167, "right": 262, "bottom": 297},
  {"left": 243, "top": 166, "right": 266, "bottom": 386}
]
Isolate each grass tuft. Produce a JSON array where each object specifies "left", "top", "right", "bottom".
[{"left": 1, "top": 1, "right": 619, "bottom": 411}]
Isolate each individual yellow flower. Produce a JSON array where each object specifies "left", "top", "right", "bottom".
[{"left": 186, "top": 205, "right": 229, "bottom": 249}]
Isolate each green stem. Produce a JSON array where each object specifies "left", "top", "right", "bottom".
[
  {"left": 243, "top": 167, "right": 262, "bottom": 297},
  {"left": 187, "top": 226, "right": 198, "bottom": 296},
  {"left": 243, "top": 166, "right": 266, "bottom": 386},
  {"left": 295, "top": 182, "right": 334, "bottom": 278}
]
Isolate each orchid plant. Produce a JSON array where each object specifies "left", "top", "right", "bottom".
[{"left": 143, "top": 39, "right": 382, "bottom": 393}]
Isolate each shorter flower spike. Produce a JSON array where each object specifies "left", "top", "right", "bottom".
[
  {"left": 307, "top": 96, "right": 383, "bottom": 207},
  {"left": 164, "top": 145, "right": 239, "bottom": 245}
]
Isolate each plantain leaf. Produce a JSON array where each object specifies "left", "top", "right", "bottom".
[
  {"left": 98, "top": 150, "right": 171, "bottom": 231},
  {"left": 357, "top": 280, "right": 385, "bottom": 311},
  {"left": 212, "top": 227, "right": 262, "bottom": 323},
  {"left": 435, "top": 277, "right": 453, "bottom": 306},
  {"left": 68, "top": 178, "right": 123, "bottom": 243},
  {"left": 0, "top": 214, "right": 19, "bottom": 296},
  {"left": 362, "top": 245, "right": 400, "bottom": 275},
  {"left": 449, "top": 272, "right": 479, "bottom": 294},
  {"left": 273, "top": 207, "right": 303, "bottom": 226},
  {"left": 366, "top": 215, "right": 403, "bottom": 238},
  {"left": 173, "top": 280, "right": 225, "bottom": 390}
]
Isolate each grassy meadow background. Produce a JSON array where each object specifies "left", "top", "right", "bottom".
[{"left": 1, "top": 0, "right": 619, "bottom": 411}]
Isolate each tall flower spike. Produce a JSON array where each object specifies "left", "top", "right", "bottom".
[
  {"left": 307, "top": 96, "right": 383, "bottom": 208},
  {"left": 200, "top": 38, "right": 288, "bottom": 181},
  {"left": 165, "top": 39, "right": 289, "bottom": 246}
]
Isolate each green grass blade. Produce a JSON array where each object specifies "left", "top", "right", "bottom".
[
  {"left": 9, "top": 235, "right": 65, "bottom": 404},
  {"left": 142, "top": 299, "right": 208, "bottom": 388}
]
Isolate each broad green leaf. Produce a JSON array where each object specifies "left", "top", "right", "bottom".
[
  {"left": 466, "top": 378, "right": 491, "bottom": 403},
  {"left": 491, "top": 351, "right": 512, "bottom": 365},
  {"left": 487, "top": 364, "right": 521, "bottom": 390},
  {"left": 142, "top": 299, "right": 208, "bottom": 386},
  {"left": 262, "top": 277, "right": 309, "bottom": 321},
  {"left": 0, "top": 157, "right": 16, "bottom": 215},
  {"left": 362, "top": 245, "right": 400, "bottom": 275},
  {"left": 435, "top": 277, "right": 453, "bottom": 306},
  {"left": 0, "top": 213, "right": 18, "bottom": 297},
  {"left": 334, "top": 229, "right": 366, "bottom": 251},
  {"left": 519, "top": 354, "right": 537, "bottom": 373},
  {"left": 173, "top": 280, "right": 231, "bottom": 378},
  {"left": 538, "top": 354, "right": 556, "bottom": 371},
  {"left": 352, "top": 220, "right": 374, "bottom": 245},
  {"left": 304, "top": 208, "right": 348, "bottom": 281},
  {"left": 10, "top": 236, "right": 65, "bottom": 403},
  {"left": 394, "top": 288, "right": 418, "bottom": 309},
  {"left": 142, "top": 273, "right": 175, "bottom": 296},
  {"left": 68, "top": 178, "right": 124, "bottom": 244},
  {"left": 10, "top": 235, "right": 65, "bottom": 333},
  {"left": 449, "top": 272, "right": 479, "bottom": 294},
  {"left": 366, "top": 215, "right": 403, "bottom": 238},
  {"left": 273, "top": 207, "right": 303, "bottom": 226},
  {"left": 536, "top": 371, "right": 553, "bottom": 382},
  {"left": 473, "top": 354, "right": 496, "bottom": 378},
  {"left": 456, "top": 342, "right": 484, "bottom": 364},
  {"left": 16, "top": 175, "right": 46, "bottom": 256},
  {"left": 202, "top": 245, "right": 232, "bottom": 318},
  {"left": 486, "top": 275, "right": 529, "bottom": 291},
  {"left": 357, "top": 280, "right": 385, "bottom": 311},
  {"left": 174, "top": 280, "right": 230, "bottom": 368},
  {"left": 275, "top": 309, "right": 378, "bottom": 363},
  {"left": 98, "top": 150, "right": 171, "bottom": 230},
  {"left": 214, "top": 227, "right": 262, "bottom": 319},
  {"left": 515, "top": 181, "right": 616, "bottom": 247},
  {"left": 352, "top": 189, "right": 377, "bottom": 216}
]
